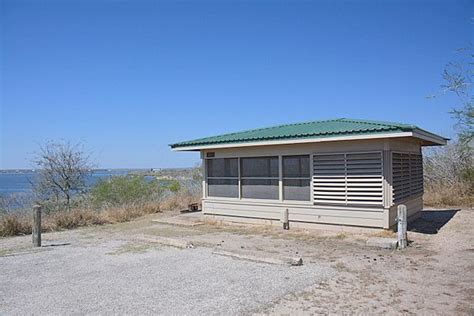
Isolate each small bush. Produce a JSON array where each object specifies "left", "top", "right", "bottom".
[
  {"left": 0, "top": 214, "right": 31, "bottom": 237},
  {"left": 167, "top": 180, "right": 181, "bottom": 192},
  {"left": 90, "top": 176, "right": 162, "bottom": 207}
]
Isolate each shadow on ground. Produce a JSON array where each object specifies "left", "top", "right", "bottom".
[
  {"left": 408, "top": 209, "right": 459, "bottom": 234},
  {"left": 42, "top": 243, "right": 71, "bottom": 248}
]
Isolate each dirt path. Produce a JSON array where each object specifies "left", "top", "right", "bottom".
[{"left": 1, "top": 209, "right": 472, "bottom": 315}]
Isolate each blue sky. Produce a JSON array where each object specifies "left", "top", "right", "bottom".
[{"left": 1, "top": 0, "right": 472, "bottom": 169}]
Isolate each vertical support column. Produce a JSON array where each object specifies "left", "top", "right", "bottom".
[
  {"left": 343, "top": 153, "right": 348, "bottom": 205},
  {"left": 278, "top": 155, "right": 283, "bottom": 202},
  {"left": 310, "top": 154, "right": 314, "bottom": 203},
  {"left": 397, "top": 204, "right": 407, "bottom": 249},
  {"left": 202, "top": 155, "right": 207, "bottom": 199},
  {"left": 382, "top": 150, "right": 393, "bottom": 208},
  {"left": 32, "top": 205, "right": 41, "bottom": 247},
  {"left": 382, "top": 149, "right": 393, "bottom": 229},
  {"left": 238, "top": 157, "right": 242, "bottom": 199}
]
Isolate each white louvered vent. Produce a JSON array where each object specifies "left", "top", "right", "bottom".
[
  {"left": 313, "top": 152, "right": 383, "bottom": 206},
  {"left": 392, "top": 152, "right": 423, "bottom": 202}
]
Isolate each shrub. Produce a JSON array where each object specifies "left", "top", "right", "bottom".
[
  {"left": 167, "top": 180, "right": 181, "bottom": 192},
  {"left": 90, "top": 176, "right": 162, "bottom": 207},
  {"left": 1, "top": 172, "right": 203, "bottom": 237}
]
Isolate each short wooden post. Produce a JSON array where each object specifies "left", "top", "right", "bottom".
[
  {"left": 397, "top": 204, "right": 407, "bottom": 249},
  {"left": 281, "top": 208, "right": 289, "bottom": 230},
  {"left": 32, "top": 205, "right": 41, "bottom": 247}
]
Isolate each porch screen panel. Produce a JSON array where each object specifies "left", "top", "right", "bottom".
[
  {"left": 283, "top": 155, "right": 310, "bottom": 201},
  {"left": 207, "top": 158, "right": 238, "bottom": 198},
  {"left": 313, "top": 152, "right": 383, "bottom": 206},
  {"left": 392, "top": 152, "right": 423, "bottom": 202},
  {"left": 241, "top": 156, "right": 279, "bottom": 199}
]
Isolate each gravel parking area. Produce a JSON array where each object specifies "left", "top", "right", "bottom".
[
  {"left": 1, "top": 208, "right": 472, "bottom": 314},
  {"left": 0, "top": 238, "right": 334, "bottom": 315}
]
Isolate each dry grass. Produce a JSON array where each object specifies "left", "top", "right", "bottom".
[
  {"left": 0, "top": 214, "right": 32, "bottom": 237},
  {"left": 423, "top": 184, "right": 473, "bottom": 208},
  {"left": 159, "top": 191, "right": 201, "bottom": 211},
  {"left": 0, "top": 192, "right": 201, "bottom": 238},
  {"left": 47, "top": 210, "right": 108, "bottom": 230},
  {"left": 104, "top": 202, "right": 160, "bottom": 223},
  {"left": 335, "top": 232, "right": 348, "bottom": 240},
  {"left": 370, "top": 229, "right": 396, "bottom": 238}
]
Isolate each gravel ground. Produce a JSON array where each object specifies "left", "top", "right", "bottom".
[
  {"left": 1, "top": 208, "right": 472, "bottom": 314},
  {"left": 0, "top": 238, "right": 334, "bottom": 315}
]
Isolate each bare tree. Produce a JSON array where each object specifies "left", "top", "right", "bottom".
[
  {"left": 424, "top": 143, "right": 472, "bottom": 186},
  {"left": 423, "top": 48, "right": 474, "bottom": 206},
  {"left": 33, "top": 141, "right": 93, "bottom": 210},
  {"left": 436, "top": 47, "right": 473, "bottom": 146}
]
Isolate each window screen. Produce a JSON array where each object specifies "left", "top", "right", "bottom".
[
  {"left": 241, "top": 156, "right": 278, "bottom": 199},
  {"left": 241, "top": 157, "right": 278, "bottom": 177},
  {"left": 208, "top": 179, "right": 239, "bottom": 198},
  {"left": 283, "top": 155, "right": 310, "bottom": 201},
  {"left": 206, "top": 158, "right": 238, "bottom": 198},
  {"left": 241, "top": 179, "right": 279, "bottom": 200},
  {"left": 207, "top": 158, "right": 238, "bottom": 178}
]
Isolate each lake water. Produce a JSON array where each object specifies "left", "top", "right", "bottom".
[{"left": 0, "top": 170, "right": 134, "bottom": 197}]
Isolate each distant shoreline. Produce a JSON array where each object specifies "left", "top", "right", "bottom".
[{"left": 0, "top": 167, "right": 197, "bottom": 174}]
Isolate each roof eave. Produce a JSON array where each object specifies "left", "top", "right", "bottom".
[
  {"left": 412, "top": 128, "right": 448, "bottom": 146},
  {"left": 170, "top": 131, "right": 420, "bottom": 151}
]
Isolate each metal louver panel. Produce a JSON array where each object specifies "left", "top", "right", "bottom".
[
  {"left": 313, "top": 152, "right": 383, "bottom": 206},
  {"left": 392, "top": 152, "right": 423, "bottom": 202}
]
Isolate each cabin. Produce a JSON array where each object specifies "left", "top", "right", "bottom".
[{"left": 170, "top": 118, "right": 447, "bottom": 229}]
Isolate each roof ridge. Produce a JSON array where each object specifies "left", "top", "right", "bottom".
[
  {"left": 191, "top": 118, "right": 344, "bottom": 141},
  {"left": 338, "top": 118, "right": 414, "bottom": 129}
]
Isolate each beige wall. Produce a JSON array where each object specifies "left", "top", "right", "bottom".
[
  {"left": 201, "top": 137, "right": 423, "bottom": 229},
  {"left": 203, "top": 199, "right": 386, "bottom": 228},
  {"left": 204, "top": 138, "right": 392, "bottom": 157}
]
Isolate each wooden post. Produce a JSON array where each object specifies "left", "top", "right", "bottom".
[
  {"left": 281, "top": 208, "right": 289, "bottom": 230},
  {"left": 32, "top": 205, "right": 41, "bottom": 247},
  {"left": 397, "top": 204, "right": 407, "bottom": 249}
]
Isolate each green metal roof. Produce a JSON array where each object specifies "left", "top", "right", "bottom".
[{"left": 170, "top": 118, "right": 446, "bottom": 149}]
